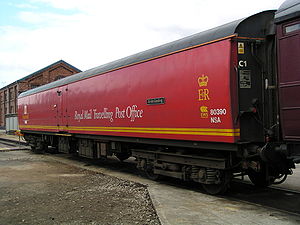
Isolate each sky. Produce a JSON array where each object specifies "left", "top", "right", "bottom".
[{"left": 0, "top": 0, "right": 284, "bottom": 88}]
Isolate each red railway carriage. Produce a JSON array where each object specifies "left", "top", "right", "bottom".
[
  {"left": 18, "top": 1, "right": 300, "bottom": 194},
  {"left": 19, "top": 39, "right": 238, "bottom": 143}
]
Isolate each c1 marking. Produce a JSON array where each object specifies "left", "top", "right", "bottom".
[{"left": 239, "top": 60, "right": 247, "bottom": 68}]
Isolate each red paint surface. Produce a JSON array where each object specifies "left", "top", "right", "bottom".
[{"left": 18, "top": 38, "right": 240, "bottom": 143}]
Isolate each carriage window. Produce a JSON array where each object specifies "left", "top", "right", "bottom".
[{"left": 285, "top": 23, "right": 300, "bottom": 34}]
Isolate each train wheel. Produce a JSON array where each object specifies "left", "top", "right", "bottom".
[
  {"left": 45, "top": 146, "right": 59, "bottom": 154},
  {"left": 247, "top": 169, "right": 274, "bottom": 187},
  {"left": 30, "top": 146, "right": 37, "bottom": 152},
  {"left": 31, "top": 141, "right": 47, "bottom": 154},
  {"left": 201, "top": 170, "right": 230, "bottom": 195},
  {"left": 115, "top": 152, "right": 131, "bottom": 162},
  {"left": 202, "top": 180, "right": 229, "bottom": 195},
  {"left": 145, "top": 164, "right": 161, "bottom": 181},
  {"left": 145, "top": 169, "right": 160, "bottom": 181}
]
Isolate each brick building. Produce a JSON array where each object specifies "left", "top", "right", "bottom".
[{"left": 0, "top": 60, "right": 81, "bottom": 128}]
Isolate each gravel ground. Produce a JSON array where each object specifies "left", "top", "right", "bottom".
[{"left": 0, "top": 151, "right": 160, "bottom": 225}]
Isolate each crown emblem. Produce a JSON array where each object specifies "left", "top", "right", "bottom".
[
  {"left": 200, "top": 106, "right": 208, "bottom": 113},
  {"left": 198, "top": 74, "right": 208, "bottom": 87},
  {"left": 200, "top": 106, "right": 208, "bottom": 118}
]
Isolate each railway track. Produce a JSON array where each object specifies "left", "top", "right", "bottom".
[
  {"left": 232, "top": 177, "right": 300, "bottom": 195},
  {"left": 0, "top": 137, "right": 29, "bottom": 151},
  {"left": 263, "top": 186, "right": 300, "bottom": 217},
  {"left": 270, "top": 185, "right": 300, "bottom": 195},
  {"left": 225, "top": 180, "right": 300, "bottom": 217}
]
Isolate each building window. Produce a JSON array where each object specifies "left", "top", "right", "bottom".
[
  {"left": 31, "top": 84, "right": 39, "bottom": 89},
  {"left": 14, "top": 86, "right": 17, "bottom": 98},
  {"left": 9, "top": 88, "right": 13, "bottom": 99},
  {"left": 55, "top": 75, "right": 65, "bottom": 81},
  {"left": 4, "top": 91, "right": 7, "bottom": 101}
]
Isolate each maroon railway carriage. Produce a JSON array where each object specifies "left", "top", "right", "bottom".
[{"left": 18, "top": 0, "right": 300, "bottom": 194}]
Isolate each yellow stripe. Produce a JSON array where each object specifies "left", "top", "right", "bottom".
[
  {"left": 69, "top": 126, "right": 240, "bottom": 133},
  {"left": 69, "top": 127, "right": 240, "bottom": 137},
  {"left": 20, "top": 125, "right": 58, "bottom": 129},
  {"left": 19, "top": 125, "right": 240, "bottom": 132},
  {"left": 19, "top": 125, "right": 240, "bottom": 137}
]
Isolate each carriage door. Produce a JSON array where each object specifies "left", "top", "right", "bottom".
[
  {"left": 56, "top": 86, "right": 69, "bottom": 131},
  {"left": 277, "top": 18, "right": 300, "bottom": 141}
]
